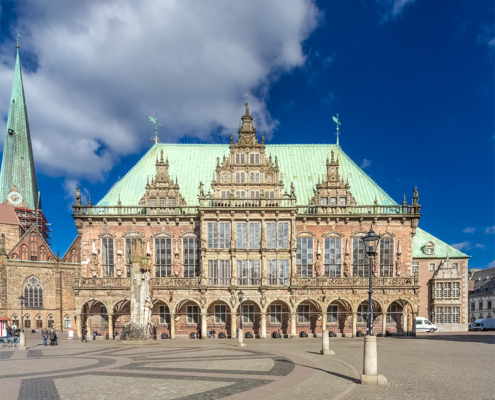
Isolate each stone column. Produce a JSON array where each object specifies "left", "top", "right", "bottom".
[
  {"left": 320, "top": 329, "right": 334, "bottom": 355},
  {"left": 382, "top": 313, "right": 387, "bottom": 337},
  {"left": 411, "top": 312, "right": 417, "bottom": 336},
  {"left": 231, "top": 312, "right": 237, "bottom": 339},
  {"left": 108, "top": 313, "right": 113, "bottom": 339},
  {"left": 403, "top": 312, "right": 408, "bottom": 334},
  {"left": 87, "top": 315, "right": 92, "bottom": 340},
  {"left": 361, "top": 336, "right": 387, "bottom": 385},
  {"left": 352, "top": 312, "right": 357, "bottom": 337},
  {"left": 321, "top": 311, "right": 327, "bottom": 332},
  {"left": 201, "top": 313, "right": 207, "bottom": 340},
  {"left": 170, "top": 314, "right": 176, "bottom": 339},
  {"left": 290, "top": 313, "right": 297, "bottom": 338},
  {"left": 76, "top": 314, "right": 82, "bottom": 339},
  {"left": 261, "top": 313, "right": 267, "bottom": 339}
]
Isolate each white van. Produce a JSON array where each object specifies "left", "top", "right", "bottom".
[
  {"left": 472, "top": 318, "right": 495, "bottom": 331},
  {"left": 415, "top": 317, "right": 438, "bottom": 332}
]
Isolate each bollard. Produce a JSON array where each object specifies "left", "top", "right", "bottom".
[
  {"left": 19, "top": 331, "right": 26, "bottom": 350},
  {"left": 361, "top": 335, "right": 387, "bottom": 385},
  {"left": 238, "top": 328, "right": 246, "bottom": 347},
  {"left": 320, "top": 329, "right": 335, "bottom": 355}
]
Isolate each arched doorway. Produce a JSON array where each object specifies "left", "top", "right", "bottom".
[
  {"left": 326, "top": 299, "right": 352, "bottom": 334},
  {"left": 266, "top": 300, "right": 290, "bottom": 337},
  {"left": 207, "top": 300, "right": 231, "bottom": 339},
  {"left": 175, "top": 300, "right": 201, "bottom": 338},
  {"left": 296, "top": 300, "right": 322, "bottom": 337},
  {"left": 112, "top": 299, "right": 131, "bottom": 335},
  {"left": 385, "top": 300, "right": 409, "bottom": 334},
  {"left": 151, "top": 300, "right": 171, "bottom": 338},
  {"left": 356, "top": 300, "right": 384, "bottom": 336},
  {"left": 236, "top": 300, "right": 261, "bottom": 338},
  {"left": 81, "top": 299, "right": 108, "bottom": 338}
]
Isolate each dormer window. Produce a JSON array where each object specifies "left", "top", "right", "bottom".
[
  {"left": 235, "top": 154, "right": 245, "bottom": 165},
  {"left": 150, "top": 198, "right": 157, "bottom": 206},
  {"left": 424, "top": 242, "right": 435, "bottom": 255},
  {"left": 250, "top": 153, "right": 260, "bottom": 164},
  {"left": 320, "top": 197, "right": 328, "bottom": 205},
  {"left": 426, "top": 248, "right": 433, "bottom": 254},
  {"left": 330, "top": 197, "right": 337, "bottom": 205}
]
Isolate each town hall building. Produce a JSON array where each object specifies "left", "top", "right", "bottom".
[{"left": 0, "top": 45, "right": 470, "bottom": 340}]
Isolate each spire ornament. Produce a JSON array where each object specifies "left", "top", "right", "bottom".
[
  {"left": 149, "top": 114, "right": 162, "bottom": 144},
  {"left": 332, "top": 114, "right": 341, "bottom": 146}
]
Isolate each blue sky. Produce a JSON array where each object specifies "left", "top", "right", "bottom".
[{"left": 0, "top": 0, "right": 494, "bottom": 267}]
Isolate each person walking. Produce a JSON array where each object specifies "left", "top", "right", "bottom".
[
  {"left": 49, "top": 329, "right": 57, "bottom": 346},
  {"left": 82, "top": 327, "right": 87, "bottom": 342},
  {"left": 42, "top": 328, "right": 48, "bottom": 346}
]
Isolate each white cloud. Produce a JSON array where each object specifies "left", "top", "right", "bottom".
[
  {"left": 475, "top": 244, "right": 486, "bottom": 249},
  {"left": 376, "top": 0, "right": 416, "bottom": 23},
  {"left": 451, "top": 241, "right": 471, "bottom": 251},
  {"left": 0, "top": 0, "right": 321, "bottom": 181},
  {"left": 322, "top": 91, "right": 338, "bottom": 106},
  {"left": 488, "top": 260, "right": 495, "bottom": 268},
  {"left": 463, "top": 227, "right": 476, "bottom": 233},
  {"left": 361, "top": 159, "right": 372, "bottom": 169},
  {"left": 486, "top": 226, "right": 495, "bottom": 234}
]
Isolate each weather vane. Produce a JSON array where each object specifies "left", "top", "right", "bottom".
[
  {"left": 332, "top": 114, "right": 341, "bottom": 146},
  {"left": 16, "top": 33, "right": 21, "bottom": 48},
  {"left": 149, "top": 113, "right": 162, "bottom": 144}
]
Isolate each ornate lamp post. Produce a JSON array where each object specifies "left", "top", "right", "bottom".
[
  {"left": 238, "top": 290, "right": 245, "bottom": 347},
  {"left": 18, "top": 295, "right": 26, "bottom": 350},
  {"left": 360, "top": 226, "right": 386, "bottom": 385}
]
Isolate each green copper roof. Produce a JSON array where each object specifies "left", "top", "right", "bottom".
[
  {"left": 98, "top": 143, "right": 397, "bottom": 207},
  {"left": 413, "top": 227, "right": 469, "bottom": 258},
  {"left": 0, "top": 48, "right": 39, "bottom": 210}
]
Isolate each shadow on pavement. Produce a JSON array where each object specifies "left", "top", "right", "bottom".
[
  {"left": 392, "top": 333, "right": 495, "bottom": 344},
  {"left": 299, "top": 356, "right": 360, "bottom": 383}
]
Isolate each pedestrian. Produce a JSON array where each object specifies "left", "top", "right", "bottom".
[
  {"left": 49, "top": 329, "right": 57, "bottom": 345},
  {"left": 42, "top": 328, "right": 48, "bottom": 346},
  {"left": 92, "top": 330, "right": 97, "bottom": 341},
  {"left": 82, "top": 327, "right": 87, "bottom": 342}
]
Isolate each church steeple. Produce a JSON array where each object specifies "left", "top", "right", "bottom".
[{"left": 0, "top": 44, "right": 39, "bottom": 210}]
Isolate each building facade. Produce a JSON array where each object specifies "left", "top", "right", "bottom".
[
  {"left": 468, "top": 268, "right": 495, "bottom": 322},
  {"left": 0, "top": 47, "right": 469, "bottom": 338}
]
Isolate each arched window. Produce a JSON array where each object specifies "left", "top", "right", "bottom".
[
  {"left": 47, "top": 314, "right": 55, "bottom": 328},
  {"left": 21, "top": 244, "right": 28, "bottom": 260},
  {"left": 70, "top": 248, "right": 78, "bottom": 263},
  {"left": 64, "top": 315, "right": 72, "bottom": 329},
  {"left": 35, "top": 314, "right": 43, "bottom": 328},
  {"left": 24, "top": 276, "right": 43, "bottom": 309},
  {"left": 29, "top": 233, "right": 37, "bottom": 260},
  {"left": 39, "top": 246, "right": 47, "bottom": 262},
  {"left": 24, "top": 314, "right": 31, "bottom": 328},
  {"left": 11, "top": 314, "right": 19, "bottom": 327}
]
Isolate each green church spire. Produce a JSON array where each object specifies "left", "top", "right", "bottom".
[{"left": 0, "top": 44, "right": 39, "bottom": 210}]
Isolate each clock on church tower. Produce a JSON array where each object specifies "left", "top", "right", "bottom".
[{"left": 6, "top": 191, "right": 23, "bottom": 206}]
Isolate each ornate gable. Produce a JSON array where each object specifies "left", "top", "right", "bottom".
[
  {"left": 310, "top": 150, "right": 356, "bottom": 207},
  {"left": 432, "top": 256, "right": 461, "bottom": 280},
  {"left": 208, "top": 103, "right": 285, "bottom": 205},
  {"left": 61, "top": 235, "right": 81, "bottom": 264},
  {"left": 139, "top": 149, "right": 186, "bottom": 208},
  {"left": 8, "top": 225, "right": 56, "bottom": 262}
]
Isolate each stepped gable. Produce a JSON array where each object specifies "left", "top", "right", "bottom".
[
  {"left": 210, "top": 103, "right": 285, "bottom": 201},
  {"left": 8, "top": 224, "right": 56, "bottom": 261},
  {"left": 138, "top": 149, "right": 186, "bottom": 207},
  {"left": 309, "top": 149, "right": 356, "bottom": 207}
]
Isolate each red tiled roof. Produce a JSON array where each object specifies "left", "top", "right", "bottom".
[{"left": 0, "top": 204, "right": 20, "bottom": 225}]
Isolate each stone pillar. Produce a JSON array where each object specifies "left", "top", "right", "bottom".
[
  {"left": 320, "top": 329, "right": 334, "bottom": 355},
  {"left": 322, "top": 311, "right": 327, "bottom": 332},
  {"left": 170, "top": 314, "right": 176, "bottom": 339},
  {"left": 87, "top": 315, "right": 92, "bottom": 340},
  {"left": 412, "top": 312, "right": 417, "bottom": 336},
  {"left": 108, "top": 314, "right": 113, "bottom": 339},
  {"left": 19, "top": 331, "right": 26, "bottom": 350},
  {"left": 352, "top": 312, "right": 357, "bottom": 337},
  {"left": 382, "top": 313, "right": 387, "bottom": 337},
  {"left": 403, "top": 312, "right": 408, "bottom": 334},
  {"left": 361, "top": 335, "right": 387, "bottom": 385},
  {"left": 76, "top": 314, "right": 82, "bottom": 339},
  {"left": 238, "top": 327, "right": 246, "bottom": 347},
  {"left": 261, "top": 313, "right": 267, "bottom": 339},
  {"left": 231, "top": 312, "right": 237, "bottom": 339},
  {"left": 201, "top": 313, "right": 207, "bottom": 340},
  {"left": 290, "top": 313, "right": 297, "bottom": 338}
]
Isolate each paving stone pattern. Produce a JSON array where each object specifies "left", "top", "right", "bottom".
[{"left": 1, "top": 332, "right": 493, "bottom": 400}]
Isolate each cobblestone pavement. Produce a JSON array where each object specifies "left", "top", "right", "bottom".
[{"left": 0, "top": 332, "right": 493, "bottom": 400}]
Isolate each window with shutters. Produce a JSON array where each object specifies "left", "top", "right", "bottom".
[
  {"left": 183, "top": 238, "right": 199, "bottom": 278},
  {"left": 298, "top": 305, "right": 310, "bottom": 323},
  {"left": 208, "top": 260, "right": 230, "bottom": 285},
  {"left": 267, "top": 259, "right": 289, "bottom": 285},
  {"left": 102, "top": 238, "right": 115, "bottom": 277},
  {"left": 324, "top": 238, "right": 342, "bottom": 277},
  {"left": 352, "top": 239, "right": 369, "bottom": 277},
  {"left": 249, "top": 153, "right": 260, "bottom": 164},
  {"left": 237, "top": 260, "right": 260, "bottom": 286},
  {"left": 379, "top": 238, "right": 393, "bottom": 277},
  {"left": 155, "top": 238, "right": 172, "bottom": 277},
  {"left": 296, "top": 238, "right": 313, "bottom": 277},
  {"left": 215, "top": 305, "right": 226, "bottom": 324},
  {"left": 270, "top": 305, "right": 282, "bottom": 323},
  {"left": 208, "top": 222, "right": 230, "bottom": 249},
  {"left": 266, "top": 222, "right": 289, "bottom": 249}
]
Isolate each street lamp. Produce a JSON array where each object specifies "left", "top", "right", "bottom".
[
  {"left": 361, "top": 226, "right": 380, "bottom": 336},
  {"left": 238, "top": 290, "right": 245, "bottom": 347},
  {"left": 18, "top": 295, "right": 26, "bottom": 350},
  {"left": 360, "top": 225, "right": 386, "bottom": 386}
]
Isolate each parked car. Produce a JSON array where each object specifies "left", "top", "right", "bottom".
[
  {"left": 415, "top": 317, "right": 438, "bottom": 333},
  {"left": 471, "top": 318, "right": 495, "bottom": 331},
  {"left": 468, "top": 323, "right": 475, "bottom": 331}
]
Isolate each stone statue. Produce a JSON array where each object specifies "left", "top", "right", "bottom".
[
  {"left": 199, "top": 181, "right": 205, "bottom": 196},
  {"left": 75, "top": 186, "right": 81, "bottom": 206},
  {"left": 290, "top": 182, "right": 295, "bottom": 196},
  {"left": 395, "top": 257, "right": 401, "bottom": 277},
  {"left": 413, "top": 186, "right": 419, "bottom": 204},
  {"left": 0, "top": 234, "right": 6, "bottom": 256},
  {"left": 315, "top": 259, "right": 321, "bottom": 277}
]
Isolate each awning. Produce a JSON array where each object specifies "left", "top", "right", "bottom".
[{"left": 0, "top": 316, "right": 11, "bottom": 321}]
